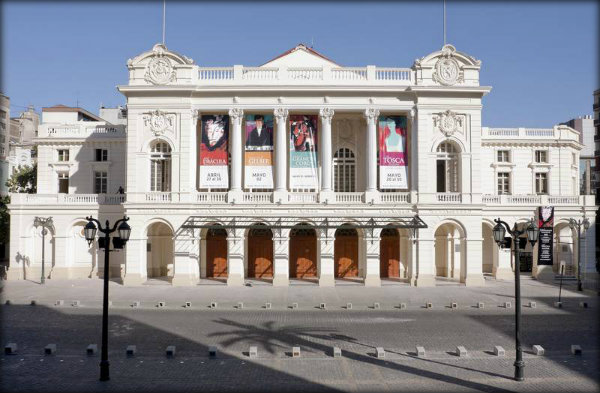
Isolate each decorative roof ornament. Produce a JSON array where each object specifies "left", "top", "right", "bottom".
[
  {"left": 432, "top": 44, "right": 464, "bottom": 86},
  {"left": 144, "top": 44, "right": 178, "bottom": 85},
  {"left": 433, "top": 110, "right": 463, "bottom": 137}
]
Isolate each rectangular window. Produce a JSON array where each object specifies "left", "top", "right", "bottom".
[
  {"left": 497, "top": 150, "right": 510, "bottom": 163},
  {"left": 497, "top": 172, "right": 510, "bottom": 195},
  {"left": 58, "top": 149, "right": 69, "bottom": 162},
  {"left": 535, "top": 172, "right": 548, "bottom": 194},
  {"left": 535, "top": 150, "right": 548, "bottom": 163},
  {"left": 94, "top": 171, "right": 108, "bottom": 194},
  {"left": 58, "top": 173, "right": 69, "bottom": 194},
  {"left": 95, "top": 148, "right": 108, "bottom": 162}
]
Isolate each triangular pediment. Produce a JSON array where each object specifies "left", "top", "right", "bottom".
[{"left": 261, "top": 44, "right": 340, "bottom": 68}]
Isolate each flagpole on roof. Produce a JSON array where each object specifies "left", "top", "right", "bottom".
[
  {"left": 443, "top": 0, "right": 446, "bottom": 46},
  {"left": 162, "top": 0, "right": 166, "bottom": 45}
]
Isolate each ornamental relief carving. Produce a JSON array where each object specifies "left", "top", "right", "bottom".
[
  {"left": 144, "top": 46, "right": 177, "bottom": 85},
  {"left": 433, "top": 110, "right": 464, "bottom": 137},
  {"left": 432, "top": 45, "right": 464, "bottom": 86},
  {"left": 143, "top": 110, "right": 176, "bottom": 137}
]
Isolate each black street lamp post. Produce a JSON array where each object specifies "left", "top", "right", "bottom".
[
  {"left": 34, "top": 217, "right": 53, "bottom": 284},
  {"left": 84, "top": 215, "right": 131, "bottom": 381},
  {"left": 492, "top": 218, "right": 539, "bottom": 382},
  {"left": 569, "top": 217, "right": 590, "bottom": 292}
]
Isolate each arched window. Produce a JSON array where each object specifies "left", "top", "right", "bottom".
[
  {"left": 436, "top": 141, "right": 459, "bottom": 192},
  {"left": 150, "top": 141, "right": 172, "bottom": 192},
  {"left": 333, "top": 148, "right": 356, "bottom": 192}
]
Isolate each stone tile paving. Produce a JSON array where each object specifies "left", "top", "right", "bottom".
[{"left": 1, "top": 276, "right": 598, "bottom": 392}]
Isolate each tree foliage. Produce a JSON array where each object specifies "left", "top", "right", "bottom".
[{"left": 6, "top": 164, "right": 37, "bottom": 194}]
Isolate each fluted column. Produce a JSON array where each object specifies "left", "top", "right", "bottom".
[
  {"left": 228, "top": 108, "right": 244, "bottom": 192},
  {"left": 273, "top": 107, "right": 289, "bottom": 202},
  {"left": 363, "top": 108, "right": 379, "bottom": 199},
  {"left": 319, "top": 108, "right": 334, "bottom": 191}
]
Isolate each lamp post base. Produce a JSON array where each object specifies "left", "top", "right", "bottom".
[
  {"left": 100, "top": 360, "right": 110, "bottom": 381},
  {"left": 514, "top": 360, "right": 524, "bottom": 381}
]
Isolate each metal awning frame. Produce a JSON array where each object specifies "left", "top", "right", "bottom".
[{"left": 179, "top": 215, "right": 427, "bottom": 243}]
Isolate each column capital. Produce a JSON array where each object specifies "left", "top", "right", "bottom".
[
  {"left": 363, "top": 108, "right": 380, "bottom": 123},
  {"left": 228, "top": 108, "right": 244, "bottom": 124},
  {"left": 273, "top": 107, "right": 289, "bottom": 122},
  {"left": 319, "top": 107, "right": 335, "bottom": 124},
  {"left": 191, "top": 109, "right": 200, "bottom": 124}
]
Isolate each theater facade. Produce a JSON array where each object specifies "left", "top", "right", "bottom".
[{"left": 7, "top": 43, "right": 597, "bottom": 287}]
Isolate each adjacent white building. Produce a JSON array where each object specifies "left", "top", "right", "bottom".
[{"left": 6, "top": 43, "right": 597, "bottom": 287}]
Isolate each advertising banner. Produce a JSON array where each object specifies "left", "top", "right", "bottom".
[
  {"left": 537, "top": 206, "right": 554, "bottom": 266},
  {"left": 378, "top": 115, "right": 408, "bottom": 189},
  {"left": 199, "top": 115, "right": 229, "bottom": 188},
  {"left": 244, "top": 114, "right": 274, "bottom": 188},
  {"left": 289, "top": 115, "right": 318, "bottom": 189}
]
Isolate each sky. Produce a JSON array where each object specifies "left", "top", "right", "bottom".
[{"left": 1, "top": 1, "right": 598, "bottom": 127}]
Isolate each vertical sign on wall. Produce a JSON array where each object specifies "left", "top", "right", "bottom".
[
  {"left": 537, "top": 206, "right": 554, "bottom": 266},
  {"left": 289, "top": 115, "right": 318, "bottom": 189},
  {"left": 199, "top": 115, "right": 229, "bottom": 188},
  {"left": 378, "top": 115, "right": 408, "bottom": 189},
  {"left": 244, "top": 114, "right": 274, "bottom": 188}
]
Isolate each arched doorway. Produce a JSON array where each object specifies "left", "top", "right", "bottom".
[
  {"left": 434, "top": 222, "right": 464, "bottom": 281},
  {"left": 146, "top": 222, "right": 174, "bottom": 279},
  {"left": 334, "top": 226, "right": 359, "bottom": 278},
  {"left": 289, "top": 225, "right": 317, "bottom": 279},
  {"left": 380, "top": 228, "right": 400, "bottom": 278},
  {"left": 554, "top": 222, "right": 576, "bottom": 276},
  {"left": 247, "top": 225, "right": 273, "bottom": 278},
  {"left": 70, "top": 221, "right": 98, "bottom": 278},
  {"left": 206, "top": 226, "right": 227, "bottom": 278}
]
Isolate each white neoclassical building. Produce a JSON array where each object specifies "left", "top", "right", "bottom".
[{"left": 6, "top": 43, "right": 597, "bottom": 287}]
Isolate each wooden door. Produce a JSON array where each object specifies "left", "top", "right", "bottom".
[
  {"left": 248, "top": 231, "right": 273, "bottom": 278},
  {"left": 380, "top": 232, "right": 400, "bottom": 278},
  {"left": 206, "top": 230, "right": 227, "bottom": 278},
  {"left": 290, "top": 234, "right": 317, "bottom": 278},
  {"left": 334, "top": 232, "right": 358, "bottom": 278}
]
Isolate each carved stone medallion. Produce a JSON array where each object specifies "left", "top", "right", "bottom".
[
  {"left": 433, "top": 110, "right": 463, "bottom": 137},
  {"left": 143, "top": 110, "right": 174, "bottom": 136},
  {"left": 432, "top": 45, "right": 464, "bottom": 86},
  {"left": 144, "top": 56, "right": 176, "bottom": 85}
]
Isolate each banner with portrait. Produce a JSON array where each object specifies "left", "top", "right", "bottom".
[
  {"left": 244, "top": 114, "right": 274, "bottom": 188},
  {"left": 199, "top": 115, "right": 229, "bottom": 188},
  {"left": 378, "top": 115, "right": 408, "bottom": 189},
  {"left": 289, "top": 115, "right": 318, "bottom": 189},
  {"left": 537, "top": 206, "right": 554, "bottom": 266}
]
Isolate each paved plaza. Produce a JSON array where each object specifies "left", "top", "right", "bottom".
[{"left": 1, "top": 276, "right": 598, "bottom": 392}]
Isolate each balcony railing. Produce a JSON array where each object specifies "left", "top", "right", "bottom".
[
  {"left": 196, "top": 65, "right": 413, "bottom": 86},
  {"left": 10, "top": 192, "right": 591, "bottom": 207},
  {"left": 436, "top": 193, "right": 462, "bottom": 203},
  {"left": 482, "top": 126, "right": 580, "bottom": 143},
  {"left": 242, "top": 192, "right": 272, "bottom": 203},
  {"left": 380, "top": 192, "right": 411, "bottom": 203},
  {"left": 288, "top": 192, "right": 318, "bottom": 203},
  {"left": 38, "top": 123, "right": 126, "bottom": 139},
  {"left": 9, "top": 193, "right": 125, "bottom": 205},
  {"left": 335, "top": 192, "right": 364, "bottom": 203},
  {"left": 482, "top": 194, "right": 583, "bottom": 205}
]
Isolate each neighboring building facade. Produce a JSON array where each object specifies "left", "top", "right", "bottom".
[
  {"left": 0, "top": 94, "right": 10, "bottom": 196},
  {"left": 6, "top": 43, "right": 597, "bottom": 287},
  {"left": 562, "top": 115, "right": 596, "bottom": 195},
  {"left": 8, "top": 105, "right": 39, "bottom": 174},
  {"left": 594, "top": 89, "right": 600, "bottom": 272}
]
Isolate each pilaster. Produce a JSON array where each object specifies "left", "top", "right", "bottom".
[
  {"left": 364, "top": 236, "right": 381, "bottom": 287},
  {"left": 227, "top": 236, "right": 245, "bottom": 286},
  {"left": 319, "top": 235, "right": 335, "bottom": 286}
]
